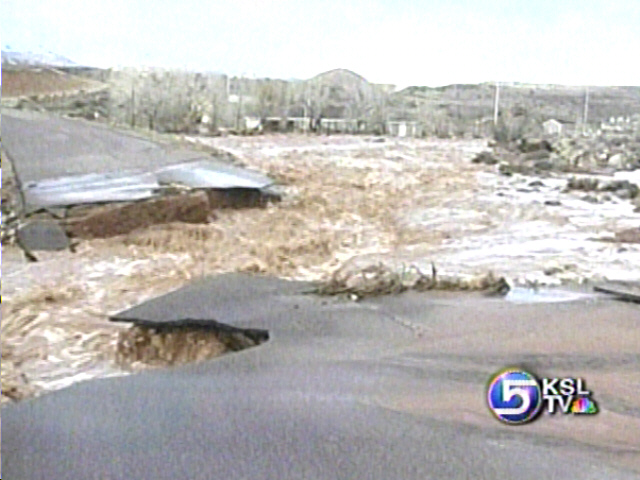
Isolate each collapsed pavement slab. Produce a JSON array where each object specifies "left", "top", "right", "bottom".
[
  {"left": 109, "top": 273, "right": 421, "bottom": 358},
  {"left": 156, "top": 158, "right": 274, "bottom": 190},
  {"left": 110, "top": 273, "right": 314, "bottom": 335},
  {"left": 4, "top": 108, "right": 281, "bottom": 239},
  {"left": 21, "top": 160, "right": 279, "bottom": 215},
  {"left": 22, "top": 170, "right": 160, "bottom": 214},
  {"left": 20, "top": 161, "right": 280, "bottom": 239},
  {"left": 156, "top": 159, "right": 281, "bottom": 209}
]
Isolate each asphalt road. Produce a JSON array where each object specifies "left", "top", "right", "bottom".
[
  {"left": 2, "top": 108, "right": 206, "bottom": 184},
  {"left": 2, "top": 108, "right": 275, "bottom": 214},
  {"left": 3, "top": 274, "right": 639, "bottom": 479}
]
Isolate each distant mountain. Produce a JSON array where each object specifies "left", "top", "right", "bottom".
[{"left": 2, "top": 47, "right": 78, "bottom": 68}]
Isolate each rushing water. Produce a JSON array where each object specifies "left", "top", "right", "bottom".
[
  {"left": 403, "top": 169, "right": 640, "bottom": 286},
  {"left": 3, "top": 136, "right": 638, "bottom": 401}
]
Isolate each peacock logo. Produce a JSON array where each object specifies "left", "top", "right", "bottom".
[{"left": 570, "top": 397, "right": 598, "bottom": 414}]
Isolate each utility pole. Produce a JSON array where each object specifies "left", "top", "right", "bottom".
[
  {"left": 235, "top": 75, "right": 244, "bottom": 131},
  {"left": 493, "top": 81, "right": 500, "bottom": 126},
  {"left": 130, "top": 83, "right": 136, "bottom": 128},
  {"left": 582, "top": 86, "right": 590, "bottom": 134}
]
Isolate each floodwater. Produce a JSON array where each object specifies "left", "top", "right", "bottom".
[
  {"left": 504, "top": 287, "right": 594, "bottom": 303},
  {"left": 2, "top": 134, "right": 639, "bottom": 402},
  {"left": 399, "top": 167, "right": 640, "bottom": 286}
]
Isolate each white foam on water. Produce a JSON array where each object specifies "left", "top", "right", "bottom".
[{"left": 505, "top": 287, "right": 591, "bottom": 303}]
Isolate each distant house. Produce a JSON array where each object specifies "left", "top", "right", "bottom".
[
  {"left": 387, "top": 121, "right": 419, "bottom": 137},
  {"left": 542, "top": 119, "right": 563, "bottom": 136},
  {"left": 320, "top": 118, "right": 364, "bottom": 134},
  {"left": 243, "top": 117, "right": 262, "bottom": 133}
]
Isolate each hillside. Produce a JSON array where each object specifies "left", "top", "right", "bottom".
[
  {"left": 1, "top": 68, "right": 105, "bottom": 98},
  {"left": 395, "top": 83, "right": 640, "bottom": 127}
]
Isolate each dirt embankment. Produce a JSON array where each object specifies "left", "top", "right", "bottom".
[
  {"left": 1, "top": 68, "right": 101, "bottom": 98},
  {"left": 1, "top": 68, "right": 110, "bottom": 120}
]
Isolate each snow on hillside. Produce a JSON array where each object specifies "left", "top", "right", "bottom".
[{"left": 2, "top": 45, "right": 78, "bottom": 67}]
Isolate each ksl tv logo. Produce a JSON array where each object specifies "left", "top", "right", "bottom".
[{"left": 487, "top": 367, "right": 598, "bottom": 425}]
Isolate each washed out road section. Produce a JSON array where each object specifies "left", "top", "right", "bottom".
[
  {"left": 3, "top": 273, "right": 639, "bottom": 479},
  {"left": 2, "top": 109, "right": 277, "bottom": 214}
]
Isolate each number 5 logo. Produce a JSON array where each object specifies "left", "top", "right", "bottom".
[
  {"left": 487, "top": 369, "right": 542, "bottom": 425},
  {"left": 493, "top": 379, "right": 536, "bottom": 415}
]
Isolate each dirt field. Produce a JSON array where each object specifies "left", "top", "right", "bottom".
[
  {"left": 2, "top": 134, "right": 640, "bottom": 403},
  {"left": 1, "top": 68, "right": 101, "bottom": 98}
]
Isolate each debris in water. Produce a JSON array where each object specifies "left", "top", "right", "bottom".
[{"left": 312, "top": 258, "right": 511, "bottom": 299}]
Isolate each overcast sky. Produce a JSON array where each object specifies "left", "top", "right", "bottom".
[{"left": 3, "top": 0, "right": 639, "bottom": 87}]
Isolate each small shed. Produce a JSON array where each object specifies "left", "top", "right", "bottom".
[
  {"left": 243, "top": 117, "right": 262, "bottom": 133},
  {"left": 387, "top": 121, "right": 418, "bottom": 137},
  {"left": 319, "top": 118, "right": 361, "bottom": 134},
  {"left": 543, "top": 119, "right": 563, "bottom": 136}
]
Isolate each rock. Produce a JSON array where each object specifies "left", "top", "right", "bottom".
[
  {"left": 566, "top": 177, "right": 599, "bottom": 191},
  {"left": 582, "top": 194, "right": 601, "bottom": 204},
  {"left": 517, "top": 138, "right": 553, "bottom": 153},
  {"left": 544, "top": 266, "right": 564, "bottom": 276},
  {"left": 549, "top": 132, "right": 640, "bottom": 173},
  {"left": 528, "top": 180, "right": 545, "bottom": 187},
  {"left": 614, "top": 227, "right": 640, "bottom": 243},
  {"left": 534, "top": 160, "right": 553, "bottom": 171},
  {"left": 522, "top": 150, "right": 551, "bottom": 162},
  {"left": 498, "top": 163, "right": 513, "bottom": 176},
  {"left": 599, "top": 179, "right": 625, "bottom": 191},
  {"left": 598, "top": 180, "right": 639, "bottom": 199},
  {"left": 544, "top": 200, "right": 561, "bottom": 206},
  {"left": 471, "top": 151, "right": 498, "bottom": 165},
  {"left": 16, "top": 220, "right": 70, "bottom": 251},
  {"left": 567, "top": 177, "right": 638, "bottom": 200},
  {"left": 481, "top": 276, "right": 511, "bottom": 297},
  {"left": 615, "top": 188, "right": 634, "bottom": 200}
]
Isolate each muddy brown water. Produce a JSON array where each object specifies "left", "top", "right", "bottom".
[{"left": 3, "top": 134, "right": 639, "bottom": 398}]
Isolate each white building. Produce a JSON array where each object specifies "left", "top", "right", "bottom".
[{"left": 542, "top": 119, "right": 563, "bottom": 136}]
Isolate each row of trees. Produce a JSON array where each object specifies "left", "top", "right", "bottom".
[
  {"left": 107, "top": 67, "right": 396, "bottom": 134},
  {"left": 109, "top": 68, "right": 229, "bottom": 132},
  {"left": 107, "top": 68, "right": 549, "bottom": 139}
]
